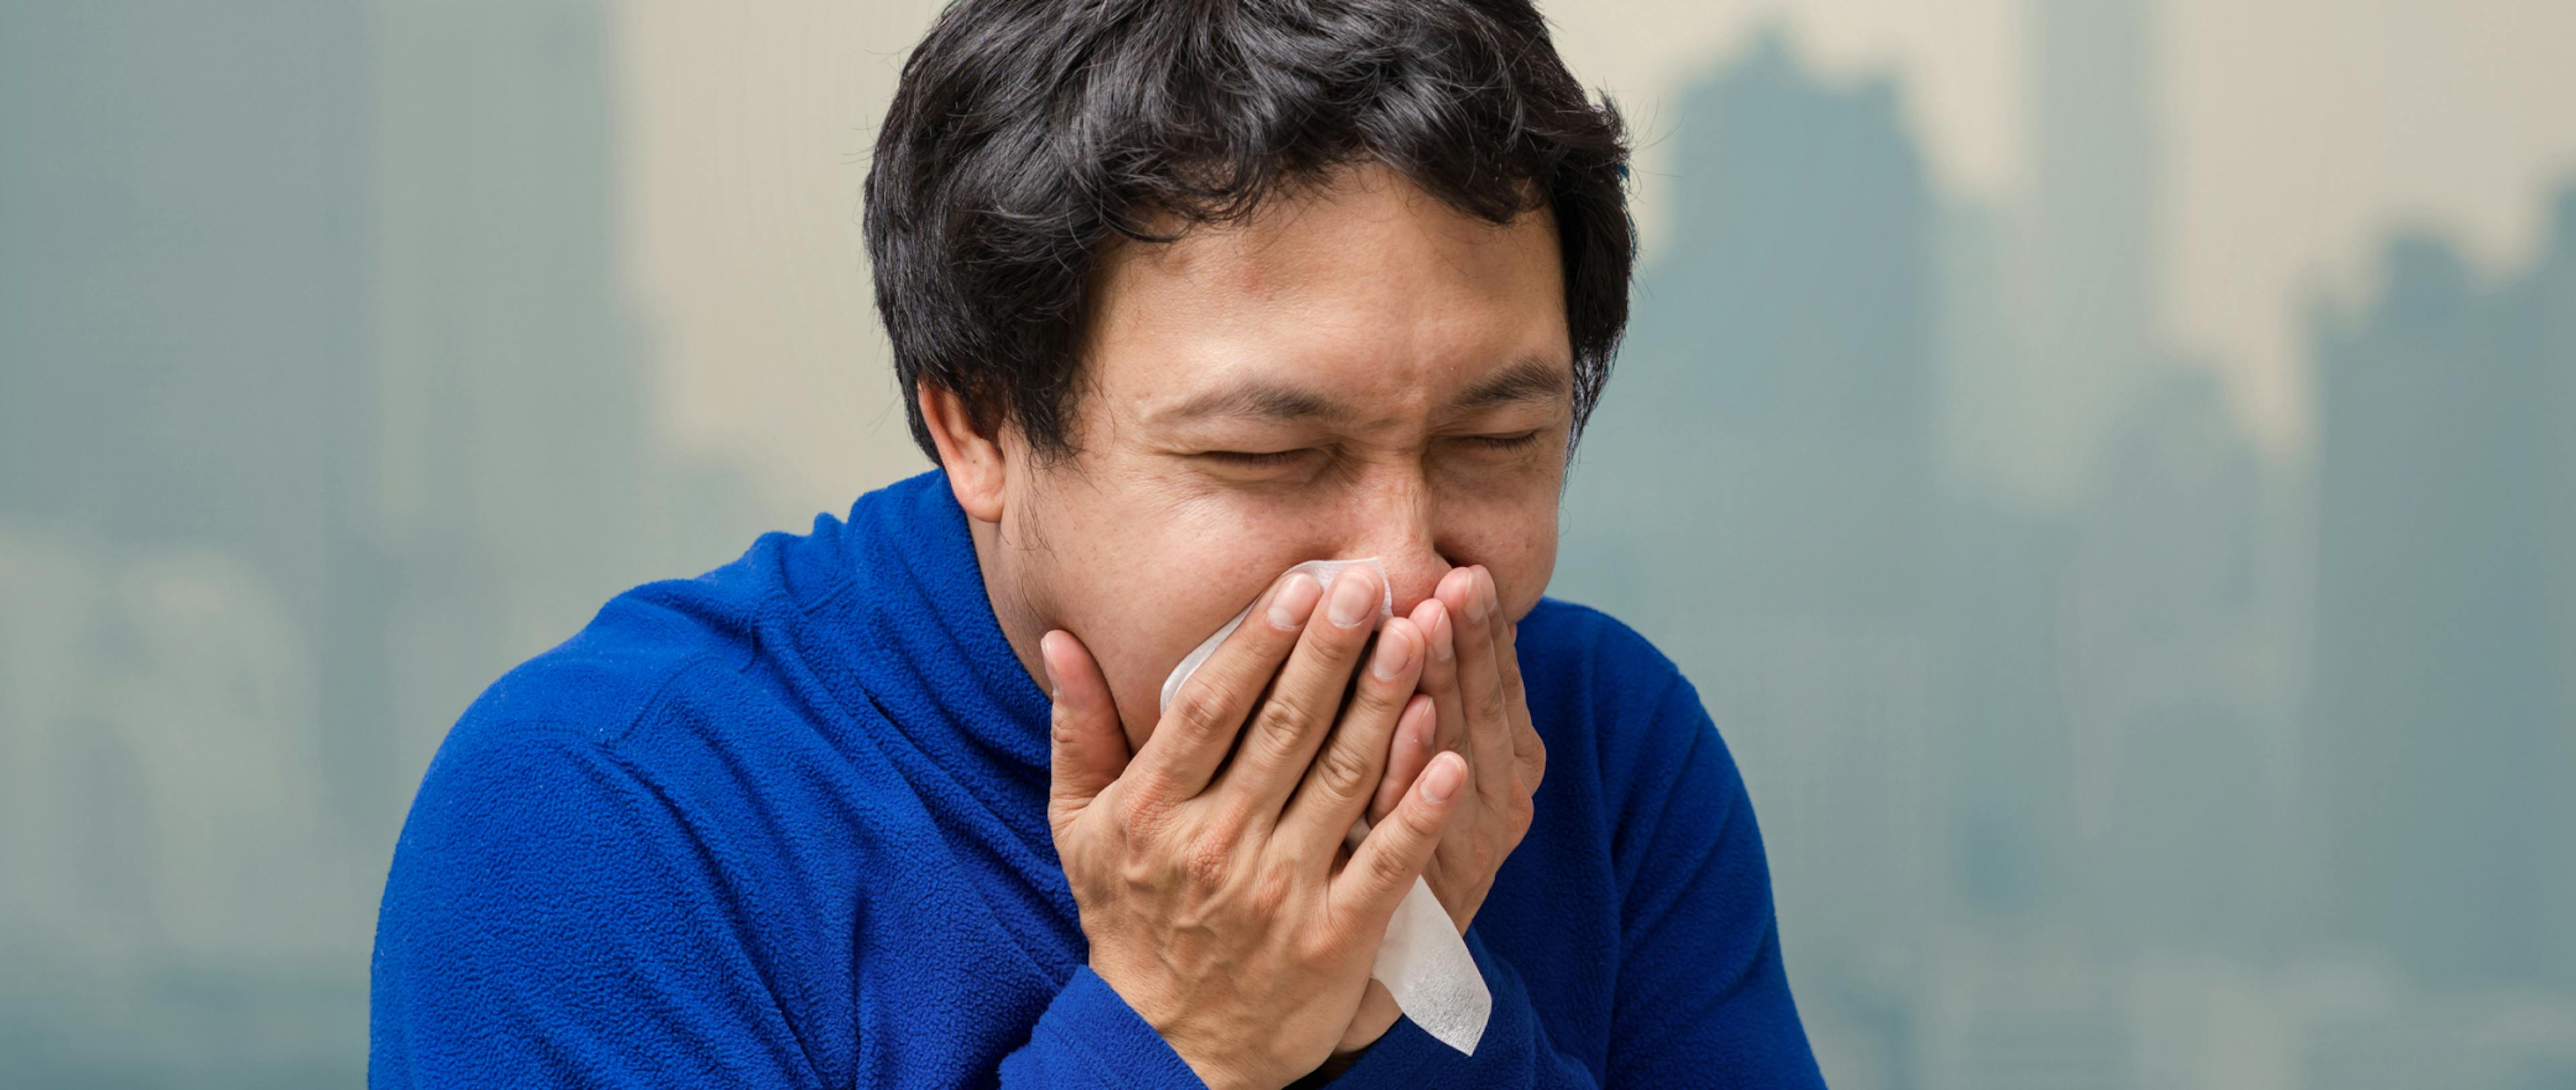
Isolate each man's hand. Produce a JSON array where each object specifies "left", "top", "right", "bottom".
[
  {"left": 1332, "top": 564, "right": 1546, "bottom": 1058},
  {"left": 1042, "top": 566, "right": 1468, "bottom": 1090}
]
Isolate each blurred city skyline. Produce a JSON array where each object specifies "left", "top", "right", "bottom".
[
  {"left": 623, "top": 0, "right": 2576, "bottom": 512},
  {"left": 4, "top": 1, "right": 2573, "bottom": 1086},
  {"left": 1556, "top": 12, "right": 2575, "bottom": 1085}
]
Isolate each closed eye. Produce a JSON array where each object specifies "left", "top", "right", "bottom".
[
  {"left": 1205, "top": 449, "right": 1316, "bottom": 466},
  {"left": 1466, "top": 431, "right": 1544, "bottom": 450}
]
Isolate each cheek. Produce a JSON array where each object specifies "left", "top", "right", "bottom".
[
  {"left": 1450, "top": 486, "right": 1559, "bottom": 621},
  {"left": 1495, "top": 529, "right": 1558, "bottom": 622},
  {"left": 1065, "top": 515, "right": 1305, "bottom": 731},
  {"left": 1508, "top": 533, "right": 1558, "bottom": 620}
]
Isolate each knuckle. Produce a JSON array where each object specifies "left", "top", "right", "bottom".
[
  {"left": 1169, "top": 686, "right": 1237, "bottom": 743},
  {"left": 1248, "top": 693, "right": 1317, "bottom": 757},
  {"left": 1248, "top": 863, "right": 1295, "bottom": 917},
  {"left": 1368, "top": 838, "right": 1421, "bottom": 887},
  {"left": 1048, "top": 708, "right": 1083, "bottom": 748},
  {"left": 1183, "top": 832, "right": 1234, "bottom": 890},
  {"left": 1506, "top": 792, "right": 1535, "bottom": 829},
  {"left": 1316, "top": 742, "right": 1374, "bottom": 801},
  {"left": 1179, "top": 809, "right": 1256, "bottom": 881}
]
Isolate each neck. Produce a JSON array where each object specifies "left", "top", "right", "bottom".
[{"left": 967, "top": 514, "right": 1054, "bottom": 700}]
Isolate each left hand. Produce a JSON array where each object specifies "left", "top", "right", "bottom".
[{"left": 1327, "top": 563, "right": 1546, "bottom": 1060}]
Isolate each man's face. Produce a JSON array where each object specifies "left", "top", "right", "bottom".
[{"left": 985, "top": 161, "right": 1573, "bottom": 751}]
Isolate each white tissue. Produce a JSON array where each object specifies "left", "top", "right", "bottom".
[{"left": 1157, "top": 557, "right": 1492, "bottom": 1056}]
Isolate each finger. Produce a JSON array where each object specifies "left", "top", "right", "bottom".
[
  {"left": 1338, "top": 751, "right": 1467, "bottom": 920},
  {"left": 1371, "top": 600, "right": 1448, "bottom": 824},
  {"left": 1450, "top": 567, "right": 1517, "bottom": 807},
  {"left": 1213, "top": 565, "right": 1399, "bottom": 824},
  {"left": 1130, "top": 569, "right": 1326, "bottom": 802},
  {"left": 1369, "top": 692, "right": 1436, "bottom": 827},
  {"left": 1424, "top": 569, "right": 1474, "bottom": 756},
  {"left": 1495, "top": 611, "right": 1545, "bottom": 791},
  {"left": 1467, "top": 568, "right": 1523, "bottom": 805},
  {"left": 1279, "top": 622, "right": 1426, "bottom": 855},
  {"left": 1042, "top": 630, "right": 1130, "bottom": 838}
]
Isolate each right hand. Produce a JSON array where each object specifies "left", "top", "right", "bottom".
[{"left": 1041, "top": 565, "right": 1468, "bottom": 1090}]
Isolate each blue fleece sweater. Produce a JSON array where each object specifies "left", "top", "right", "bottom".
[{"left": 369, "top": 468, "right": 1825, "bottom": 1087}]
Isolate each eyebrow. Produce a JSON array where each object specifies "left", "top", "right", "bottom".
[{"left": 1158, "top": 355, "right": 1572, "bottom": 425}]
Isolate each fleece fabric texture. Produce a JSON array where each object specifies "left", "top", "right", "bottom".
[{"left": 368, "top": 467, "right": 1827, "bottom": 1088}]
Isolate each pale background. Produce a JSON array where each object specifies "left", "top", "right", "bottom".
[{"left": 4, "top": 1, "right": 2573, "bottom": 1085}]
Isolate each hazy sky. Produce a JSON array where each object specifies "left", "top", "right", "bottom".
[{"left": 619, "top": 0, "right": 2576, "bottom": 519}]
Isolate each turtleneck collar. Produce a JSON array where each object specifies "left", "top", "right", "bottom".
[{"left": 826, "top": 468, "right": 1057, "bottom": 818}]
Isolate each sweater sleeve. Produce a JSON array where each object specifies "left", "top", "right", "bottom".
[
  {"left": 994, "top": 965, "right": 1212, "bottom": 1087},
  {"left": 1301, "top": 925, "right": 1602, "bottom": 1087},
  {"left": 368, "top": 730, "right": 826, "bottom": 1088},
  {"left": 1314, "top": 671, "right": 1827, "bottom": 1088}
]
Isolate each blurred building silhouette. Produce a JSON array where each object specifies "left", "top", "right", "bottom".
[
  {"left": 0, "top": 7, "right": 382, "bottom": 1082},
  {"left": 1560, "top": 13, "right": 2320, "bottom": 1086},
  {"left": 5, "top": 1, "right": 2575, "bottom": 1087},
  {"left": 2055, "top": 368, "right": 2295, "bottom": 958},
  {"left": 1557, "top": 24, "right": 1944, "bottom": 1080},
  {"left": 0, "top": 3, "right": 756, "bottom": 1083},
  {"left": 1992, "top": 0, "right": 2171, "bottom": 506},
  {"left": 366, "top": 0, "right": 763, "bottom": 818},
  {"left": 2308, "top": 186, "right": 2576, "bottom": 991}
]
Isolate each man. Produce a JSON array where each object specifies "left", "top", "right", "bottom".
[{"left": 370, "top": 0, "right": 1826, "bottom": 1086}]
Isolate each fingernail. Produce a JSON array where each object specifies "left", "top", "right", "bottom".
[
  {"left": 1463, "top": 569, "right": 1492, "bottom": 622},
  {"left": 1269, "top": 572, "right": 1324, "bottom": 630},
  {"left": 1423, "top": 753, "right": 1465, "bottom": 804},
  {"left": 1431, "top": 604, "right": 1454, "bottom": 661},
  {"left": 1406, "top": 698, "right": 1436, "bottom": 745},
  {"left": 1371, "top": 626, "right": 1417, "bottom": 680},
  {"left": 1040, "top": 634, "right": 1062, "bottom": 698},
  {"left": 1327, "top": 569, "right": 1375, "bottom": 628}
]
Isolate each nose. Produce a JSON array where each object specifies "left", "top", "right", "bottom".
[{"left": 1339, "top": 470, "right": 1453, "bottom": 622}]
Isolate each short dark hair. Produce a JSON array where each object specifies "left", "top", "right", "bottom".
[{"left": 863, "top": 0, "right": 1635, "bottom": 466}]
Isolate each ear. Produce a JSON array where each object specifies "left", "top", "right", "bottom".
[{"left": 920, "top": 380, "right": 1008, "bottom": 523}]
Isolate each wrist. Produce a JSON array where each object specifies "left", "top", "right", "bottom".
[
  {"left": 1179, "top": 1060, "right": 1271, "bottom": 1090},
  {"left": 1085, "top": 961, "right": 1259, "bottom": 1090},
  {"left": 1144, "top": 1024, "right": 1270, "bottom": 1090}
]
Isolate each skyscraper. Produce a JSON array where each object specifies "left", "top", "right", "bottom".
[
  {"left": 2309, "top": 186, "right": 2576, "bottom": 989},
  {"left": 1554, "top": 25, "right": 1943, "bottom": 1076},
  {"left": 0, "top": 2, "right": 755, "bottom": 1082},
  {"left": 2004, "top": 0, "right": 2169, "bottom": 506},
  {"left": 0, "top": 3, "right": 381, "bottom": 1082}
]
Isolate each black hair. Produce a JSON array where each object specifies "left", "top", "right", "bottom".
[{"left": 863, "top": 0, "right": 1635, "bottom": 466}]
